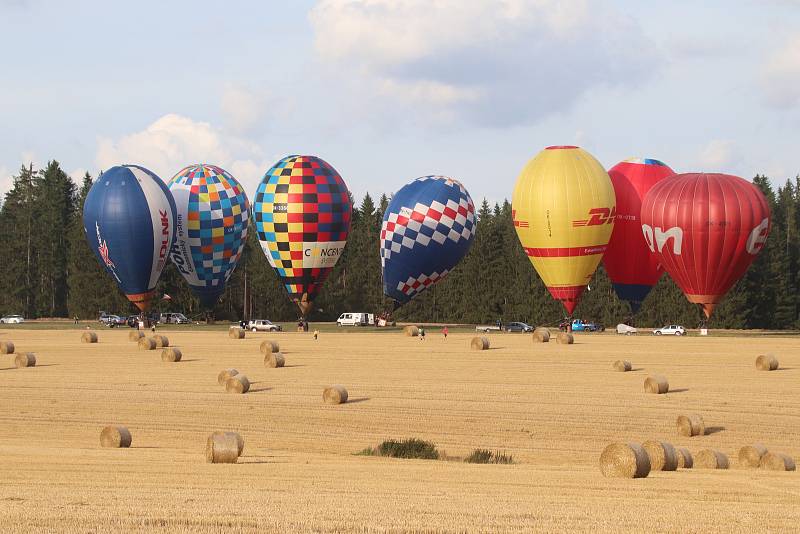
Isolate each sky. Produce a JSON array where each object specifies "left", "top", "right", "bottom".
[{"left": 1, "top": 0, "right": 799, "bottom": 205}]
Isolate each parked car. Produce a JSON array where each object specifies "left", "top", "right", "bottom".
[
  {"left": 653, "top": 325, "right": 686, "bottom": 336},
  {"left": 616, "top": 323, "right": 638, "bottom": 335},
  {"left": 159, "top": 312, "right": 189, "bottom": 324},
  {"left": 505, "top": 322, "right": 534, "bottom": 333},
  {"left": 99, "top": 314, "right": 125, "bottom": 327},
  {"left": 248, "top": 319, "right": 282, "bottom": 332},
  {"left": 0, "top": 314, "right": 24, "bottom": 324},
  {"left": 565, "top": 319, "right": 604, "bottom": 332},
  {"left": 336, "top": 313, "right": 373, "bottom": 326}
]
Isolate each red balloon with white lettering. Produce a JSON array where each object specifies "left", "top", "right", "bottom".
[{"left": 640, "top": 173, "right": 770, "bottom": 318}]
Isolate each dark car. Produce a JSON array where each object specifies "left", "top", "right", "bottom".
[{"left": 505, "top": 322, "right": 534, "bottom": 333}]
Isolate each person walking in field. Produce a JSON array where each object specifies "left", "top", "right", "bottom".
[
  {"left": 313, "top": 329, "right": 319, "bottom": 340},
  {"left": 442, "top": 326, "right": 448, "bottom": 339},
  {"left": 419, "top": 326, "right": 425, "bottom": 340}
]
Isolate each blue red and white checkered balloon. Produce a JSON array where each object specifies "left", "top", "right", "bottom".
[
  {"left": 381, "top": 176, "right": 476, "bottom": 305},
  {"left": 168, "top": 164, "right": 250, "bottom": 308}
]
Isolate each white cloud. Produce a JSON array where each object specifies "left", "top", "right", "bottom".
[
  {"left": 221, "top": 85, "right": 267, "bottom": 134},
  {"left": 762, "top": 36, "right": 800, "bottom": 108},
  {"left": 95, "top": 113, "right": 271, "bottom": 199},
  {"left": 0, "top": 166, "right": 13, "bottom": 201},
  {"left": 697, "top": 139, "right": 740, "bottom": 171},
  {"left": 309, "top": 0, "right": 660, "bottom": 127}
]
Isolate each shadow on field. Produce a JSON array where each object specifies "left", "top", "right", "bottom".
[
  {"left": 346, "top": 397, "right": 370, "bottom": 404},
  {"left": 774, "top": 367, "right": 794, "bottom": 371},
  {"left": 248, "top": 385, "right": 273, "bottom": 393},
  {"left": 630, "top": 368, "right": 645, "bottom": 372},
  {"left": 178, "top": 359, "right": 202, "bottom": 362},
  {"left": 282, "top": 364, "right": 305, "bottom": 368},
  {"left": 33, "top": 364, "right": 58, "bottom": 368},
  {"left": 668, "top": 388, "right": 689, "bottom": 393},
  {"left": 705, "top": 426, "right": 725, "bottom": 435}
]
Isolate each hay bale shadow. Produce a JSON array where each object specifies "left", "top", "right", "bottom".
[
  {"left": 248, "top": 386, "right": 273, "bottom": 393},
  {"left": 346, "top": 397, "right": 370, "bottom": 404},
  {"left": 630, "top": 368, "right": 645, "bottom": 372},
  {"left": 668, "top": 388, "right": 689, "bottom": 393},
  {"left": 704, "top": 426, "right": 725, "bottom": 435}
]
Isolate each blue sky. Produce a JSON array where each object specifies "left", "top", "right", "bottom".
[{"left": 1, "top": 0, "right": 799, "bottom": 204}]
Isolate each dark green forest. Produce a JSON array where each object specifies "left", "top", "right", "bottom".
[{"left": 0, "top": 162, "right": 797, "bottom": 329}]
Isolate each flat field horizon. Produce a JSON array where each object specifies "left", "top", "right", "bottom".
[{"left": 0, "top": 327, "right": 797, "bottom": 532}]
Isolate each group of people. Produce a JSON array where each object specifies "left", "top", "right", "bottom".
[{"left": 416, "top": 326, "right": 450, "bottom": 340}]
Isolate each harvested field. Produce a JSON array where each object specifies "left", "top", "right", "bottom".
[{"left": 0, "top": 329, "right": 799, "bottom": 532}]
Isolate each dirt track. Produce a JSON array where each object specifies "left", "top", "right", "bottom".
[{"left": 0, "top": 328, "right": 798, "bottom": 532}]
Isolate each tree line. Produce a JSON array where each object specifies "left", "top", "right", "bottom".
[{"left": 0, "top": 163, "right": 797, "bottom": 329}]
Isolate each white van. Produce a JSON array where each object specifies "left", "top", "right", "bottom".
[{"left": 337, "top": 313, "right": 374, "bottom": 326}]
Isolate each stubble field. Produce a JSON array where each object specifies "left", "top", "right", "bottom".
[{"left": 0, "top": 327, "right": 798, "bottom": 533}]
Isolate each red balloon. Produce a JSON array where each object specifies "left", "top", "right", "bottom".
[
  {"left": 640, "top": 173, "right": 771, "bottom": 318},
  {"left": 603, "top": 158, "right": 675, "bottom": 312}
]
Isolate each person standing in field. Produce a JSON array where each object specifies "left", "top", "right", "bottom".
[
  {"left": 442, "top": 326, "right": 448, "bottom": 338},
  {"left": 419, "top": 326, "right": 425, "bottom": 340},
  {"left": 313, "top": 329, "right": 319, "bottom": 340}
]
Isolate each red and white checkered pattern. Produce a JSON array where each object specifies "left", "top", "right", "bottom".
[
  {"left": 380, "top": 197, "right": 475, "bottom": 262},
  {"left": 396, "top": 270, "right": 450, "bottom": 296}
]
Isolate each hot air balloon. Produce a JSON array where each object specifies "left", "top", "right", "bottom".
[
  {"left": 380, "top": 176, "right": 476, "bottom": 306},
  {"left": 603, "top": 158, "right": 675, "bottom": 313},
  {"left": 254, "top": 155, "right": 352, "bottom": 316},
  {"left": 83, "top": 165, "right": 177, "bottom": 312},
  {"left": 167, "top": 164, "right": 250, "bottom": 309},
  {"left": 512, "top": 146, "right": 616, "bottom": 315},
  {"left": 640, "top": 173, "right": 771, "bottom": 318}
]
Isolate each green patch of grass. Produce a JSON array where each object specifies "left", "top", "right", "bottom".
[
  {"left": 464, "top": 449, "right": 514, "bottom": 464},
  {"left": 356, "top": 438, "right": 439, "bottom": 460}
]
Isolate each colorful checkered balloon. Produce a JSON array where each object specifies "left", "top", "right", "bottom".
[
  {"left": 381, "top": 176, "right": 476, "bottom": 305},
  {"left": 168, "top": 164, "right": 250, "bottom": 308},
  {"left": 254, "top": 155, "right": 352, "bottom": 315}
]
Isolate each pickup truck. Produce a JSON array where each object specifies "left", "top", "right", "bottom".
[{"left": 562, "top": 319, "right": 604, "bottom": 332}]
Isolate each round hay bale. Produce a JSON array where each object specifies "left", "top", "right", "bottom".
[
  {"left": 161, "top": 348, "right": 182, "bottom": 362},
  {"left": 217, "top": 368, "right": 239, "bottom": 386},
  {"left": 760, "top": 452, "right": 796, "bottom": 471},
  {"left": 265, "top": 352, "right": 285, "bottom": 368},
  {"left": 100, "top": 425, "right": 132, "bottom": 448},
  {"left": 556, "top": 332, "right": 574, "bottom": 345},
  {"left": 532, "top": 328, "right": 550, "bottom": 343},
  {"left": 644, "top": 375, "right": 669, "bottom": 394},
  {"left": 128, "top": 330, "right": 145, "bottom": 342},
  {"left": 205, "top": 433, "right": 239, "bottom": 463},
  {"left": 676, "top": 447, "right": 693, "bottom": 469},
  {"left": 229, "top": 328, "right": 245, "bottom": 339},
  {"left": 81, "top": 331, "right": 98, "bottom": 343},
  {"left": 260, "top": 340, "right": 280, "bottom": 354},
  {"left": 211, "top": 431, "right": 244, "bottom": 456},
  {"left": 755, "top": 354, "right": 778, "bottom": 371},
  {"left": 738, "top": 444, "right": 768, "bottom": 468},
  {"left": 613, "top": 360, "right": 632, "bottom": 372},
  {"left": 138, "top": 337, "right": 156, "bottom": 350},
  {"left": 404, "top": 325, "right": 419, "bottom": 337},
  {"left": 599, "top": 442, "right": 651, "bottom": 478},
  {"left": 470, "top": 336, "right": 490, "bottom": 350},
  {"left": 695, "top": 449, "right": 729, "bottom": 469},
  {"left": 14, "top": 352, "right": 36, "bottom": 368},
  {"left": 676, "top": 414, "right": 705, "bottom": 437},
  {"left": 642, "top": 440, "right": 679, "bottom": 471},
  {"left": 153, "top": 335, "right": 169, "bottom": 348},
  {"left": 323, "top": 385, "right": 348, "bottom": 405},
  {"left": 0, "top": 341, "right": 15, "bottom": 354},
  {"left": 225, "top": 374, "right": 250, "bottom": 394}
]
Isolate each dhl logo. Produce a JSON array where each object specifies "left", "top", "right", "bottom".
[
  {"left": 573, "top": 207, "right": 616, "bottom": 227},
  {"left": 511, "top": 209, "right": 529, "bottom": 228}
]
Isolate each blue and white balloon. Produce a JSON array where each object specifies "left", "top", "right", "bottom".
[
  {"left": 83, "top": 165, "right": 177, "bottom": 311},
  {"left": 380, "top": 176, "right": 476, "bottom": 306}
]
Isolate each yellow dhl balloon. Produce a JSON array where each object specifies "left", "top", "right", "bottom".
[{"left": 512, "top": 146, "right": 616, "bottom": 314}]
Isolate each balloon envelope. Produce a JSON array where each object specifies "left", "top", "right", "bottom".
[
  {"left": 83, "top": 165, "right": 177, "bottom": 311},
  {"left": 512, "top": 146, "right": 616, "bottom": 314},
  {"left": 381, "top": 176, "right": 476, "bottom": 305},
  {"left": 254, "top": 155, "right": 352, "bottom": 316},
  {"left": 640, "top": 173, "right": 771, "bottom": 318},
  {"left": 168, "top": 164, "right": 250, "bottom": 308},
  {"left": 604, "top": 158, "right": 675, "bottom": 312}
]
